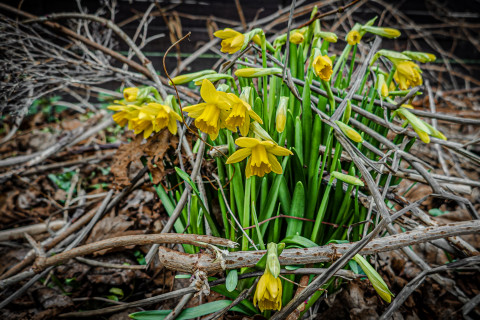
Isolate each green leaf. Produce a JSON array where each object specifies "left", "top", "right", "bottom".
[
  {"left": 282, "top": 235, "right": 317, "bottom": 248},
  {"left": 175, "top": 167, "right": 199, "bottom": 194},
  {"left": 129, "top": 300, "right": 250, "bottom": 320},
  {"left": 285, "top": 182, "right": 305, "bottom": 236},
  {"left": 226, "top": 270, "right": 238, "bottom": 292},
  {"left": 428, "top": 208, "right": 449, "bottom": 216},
  {"left": 109, "top": 287, "right": 124, "bottom": 299}
]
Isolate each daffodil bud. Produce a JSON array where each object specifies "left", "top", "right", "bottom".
[
  {"left": 376, "top": 74, "right": 389, "bottom": 98},
  {"left": 342, "top": 100, "right": 352, "bottom": 124},
  {"left": 266, "top": 243, "right": 280, "bottom": 278},
  {"left": 289, "top": 32, "right": 304, "bottom": 44},
  {"left": 396, "top": 107, "right": 432, "bottom": 143},
  {"left": 422, "top": 121, "right": 447, "bottom": 141},
  {"left": 331, "top": 171, "right": 364, "bottom": 186},
  {"left": 193, "top": 73, "right": 234, "bottom": 86},
  {"left": 169, "top": 70, "right": 217, "bottom": 85},
  {"left": 370, "top": 49, "right": 411, "bottom": 66},
  {"left": 361, "top": 26, "right": 401, "bottom": 39},
  {"left": 123, "top": 87, "right": 139, "bottom": 102},
  {"left": 402, "top": 51, "right": 436, "bottom": 63},
  {"left": 353, "top": 254, "right": 394, "bottom": 303},
  {"left": 250, "top": 122, "right": 274, "bottom": 143},
  {"left": 235, "top": 67, "right": 282, "bottom": 78},
  {"left": 346, "top": 30, "right": 361, "bottom": 45},
  {"left": 335, "top": 120, "right": 363, "bottom": 143},
  {"left": 318, "top": 31, "right": 338, "bottom": 43},
  {"left": 276, "top": 96, "right": 288, "bottom": 133}
]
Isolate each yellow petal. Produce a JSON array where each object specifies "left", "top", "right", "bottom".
[
  {"left": 267, "top": 153, "right": 282, "bottom": 174},
  {"left": 235, "top": 137, "right": 260, "bottom": 148},
  {"left": 248, "top": 109, "right": 263, "bottom": 124},
  {"left": 226, "top": 148, "right": 252, "bottom": 164},
  {"left": 183, "top": 103, "right": 206, "bottom": 114},
  {"left": 245, "top": 157, "right": 253, "bottom": 178},
  {"left": 267, "top": 144, "right": 293, "bottom": 156},
  {"left": 200, "top": 79, "right": 218, "bottom": 104},
  {"left": 168, "top": 117, "right": 178, "bottom": 135},
  {"left": 240, "top": 117, "right": 250, "bottom": 136},
  {"left": 214, "top": 28, "right": 240, "bottom": 39}
]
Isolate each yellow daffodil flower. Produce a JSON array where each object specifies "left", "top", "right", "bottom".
[
  {"left": 123, "top": 87, "right": 139, "bottom": 102},
  {"left": 183, "top": 79, "right": 233, "bottom": 140},
  {"left": 108, "top": 104, "right": 139, "bottom": 127},
  {"left": 313, "top": 55, "right": 333, "bottom": 81},
  {"left": 224, "top": 93, "right": 263, "bottom": 136},
  {"left": 110, "top": 102, "right": 182, "bottom": 138},
  {"left": 347, "top": 30, "right": 361, "bottom": 45},
  {"left": 138, "top": 103, "right": 182, "bottom": 136},
  {"left": 253, "top": 268, "right": 282, "bottom": 312},
  {"left": 289, "top": 32, "right": 304, "bottom": 44},
  {"left": 214, "top": 28, "right": 246, "bottom": 54},
  {"left": 226, "top": 137, "right": 292, "bottom": 178},
  {"left": 253, "top": 242, "right": 283, "bottom": 312},
  {"left": 394, "top": 61, "right": 423, "bottom": 90}
]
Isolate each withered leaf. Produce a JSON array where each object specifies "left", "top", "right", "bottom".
[{"left": 111, "top": 129, "right": 179, "bottom": 187}]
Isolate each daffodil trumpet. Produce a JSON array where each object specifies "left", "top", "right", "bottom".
[{"left": 226, "top": 137, "right": 292, "bottom": 178}]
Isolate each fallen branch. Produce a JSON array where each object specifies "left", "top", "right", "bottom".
[{"left": 158, "top": 220, "right": 480, "bottom": 274}]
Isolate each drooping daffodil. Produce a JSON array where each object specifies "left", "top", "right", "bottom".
[
  {"left": 313, "top": 55, "right": 333, "bottom": 81},
  {"left": 214, "top": 28, "right": 246, "bottom": 54},
  {"left": 253, "top": 243, "right": 283, "bottom": 312},
  {"left": 394, "top": 61, "right": 423, "bottom": 90},
  {"left": 224, "top": 91, "right": 263, "bottom": 136},
  {"left": 108, "top": 104, "right": 139, "bottom": 127},
  {"left": 123, "top": 87, "right": 139, "bottom": 102}
]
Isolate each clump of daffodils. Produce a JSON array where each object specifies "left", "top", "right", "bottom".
[
  {"left": 108, "top": 87, "right": 182, "bottom": 138},
  {"left": 253, "top": 243, "right": 283, "bottom": 312}
]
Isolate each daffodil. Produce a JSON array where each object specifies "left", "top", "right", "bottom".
[
  {"left": 394, "top": 61, "right": 423, "bottom": 90},
  {"left": 108, "top": 104, "right": 139, "bottom": 127},
  {"left": 253, "top": 243, "right": 283, "bottom": 312},
  {"left": 214, "top": 28, "right": 246, "bottom": 54},
  {"left": 183, "top": 79, "right": 233, "bottom": 140},
  {"left": 346, "top": 30, "right": 361, "bottom": 45},
  {"left": 312, "top": 55, "right": 333, "bottom": 81},
  {"left": 123, "top": 87, "right": 139, "bottom": 102},
  {"left": 253, "top": 268, "right": 282, "bottom": 312},
  {"left": 226, "top": 137, "right": 292, "bottom": 178},
  {"left": 139, "top": 103, "right": 182, "bottom": 135},
  {"left": 224, "top": 92, "right": 263, "bottom": 136}
]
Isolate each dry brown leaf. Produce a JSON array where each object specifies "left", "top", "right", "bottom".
[
  {"left": 86, "top": 215, "right": 133, "bottom": 245},
  {"left": 110, "top": 129, "right": 179, "bottom": 187}
]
